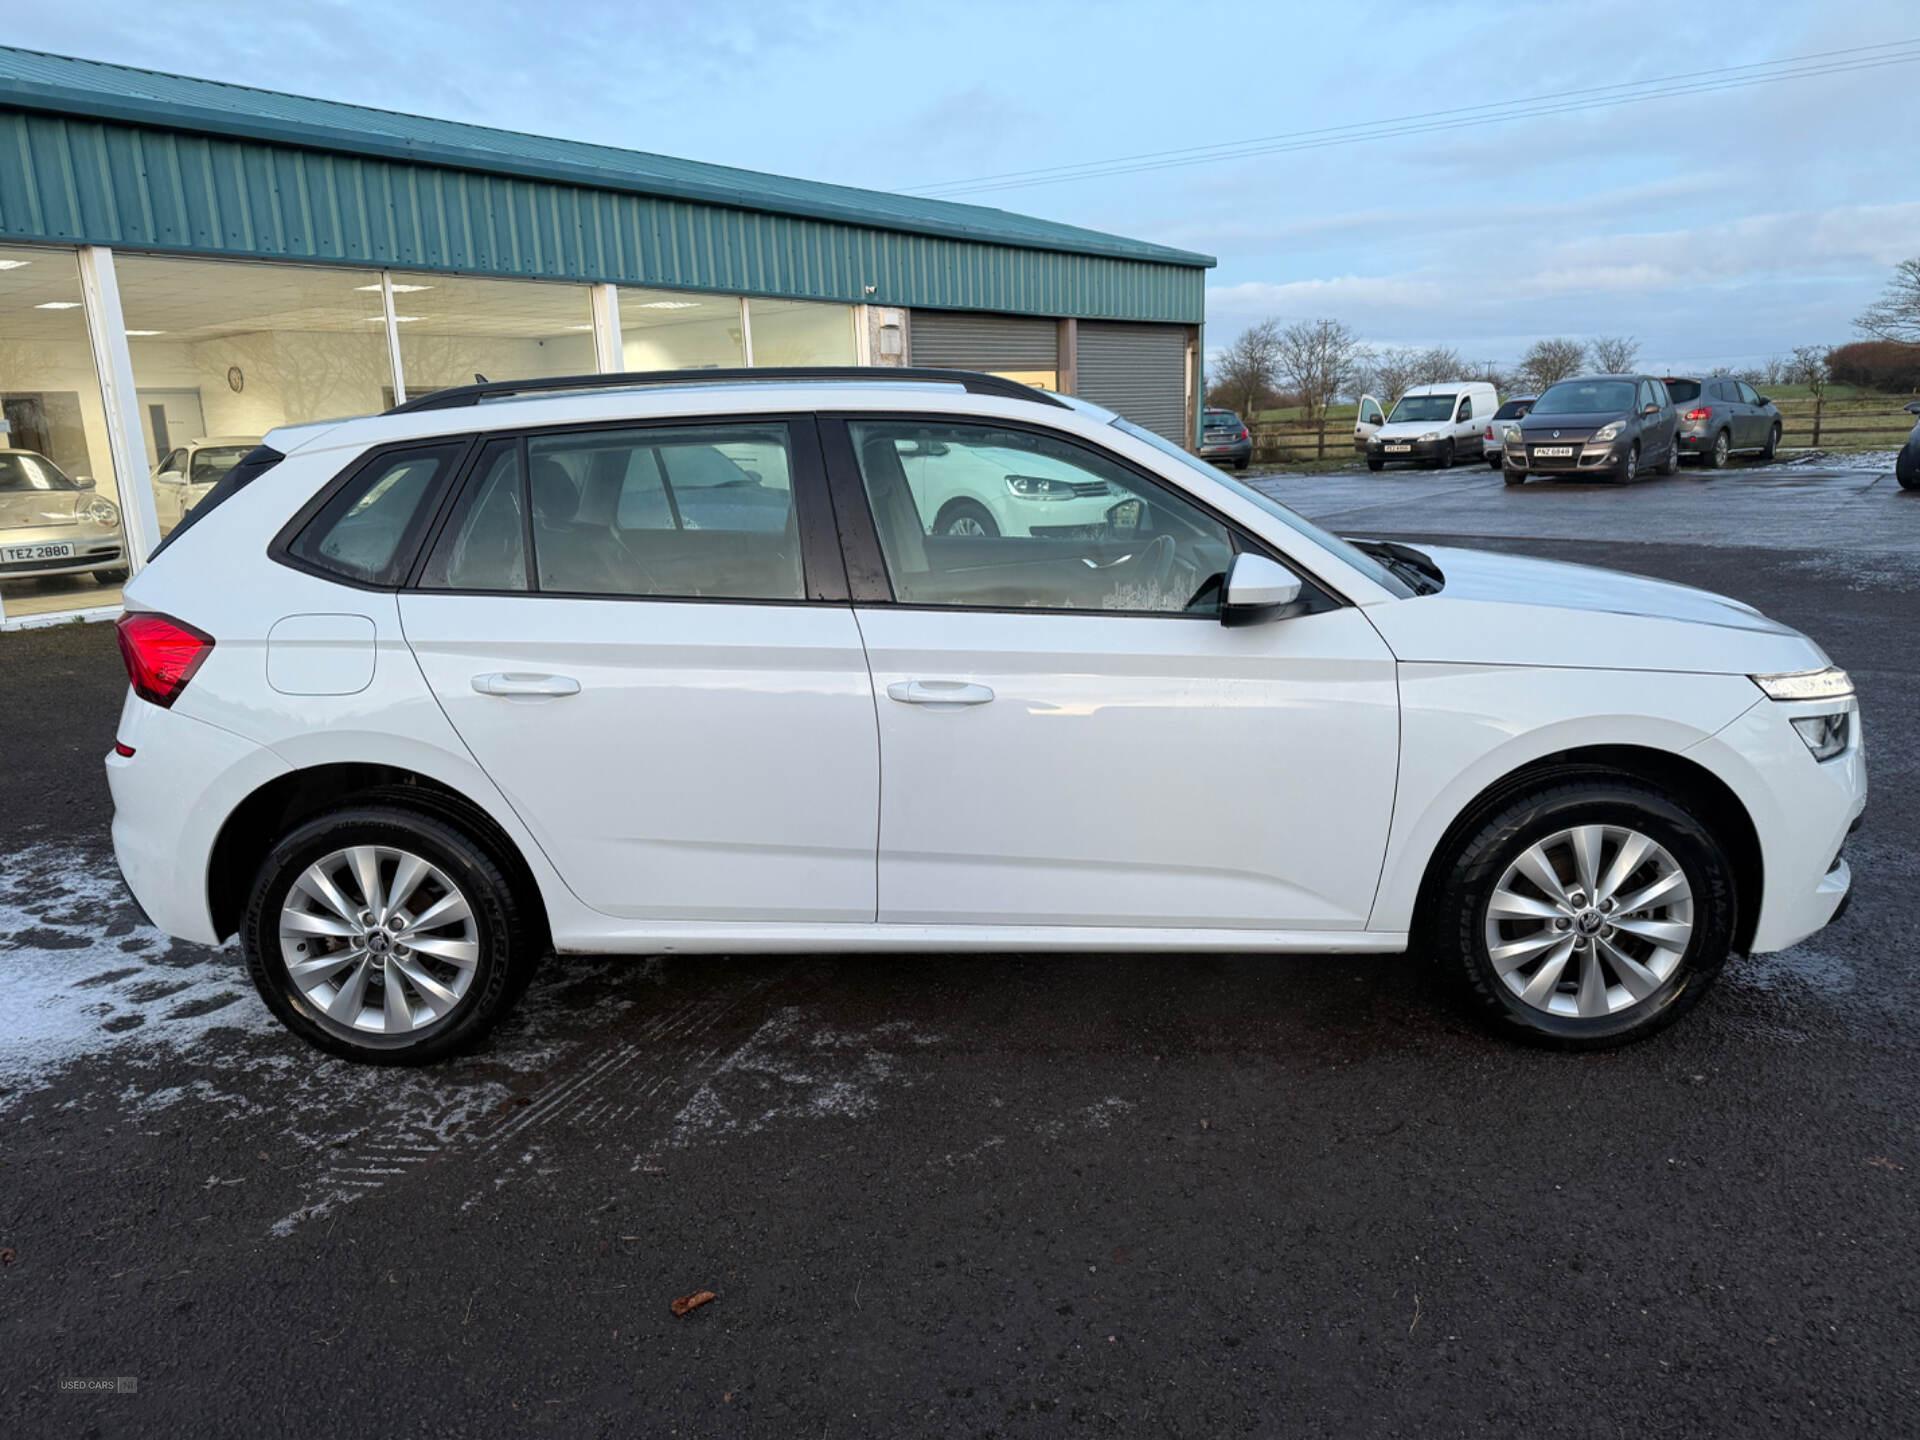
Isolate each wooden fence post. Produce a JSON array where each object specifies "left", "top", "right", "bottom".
[{"left": 1811, "top": 394, "right": 1823, "bottom": 448}]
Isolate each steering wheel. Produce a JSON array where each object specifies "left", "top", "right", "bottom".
[{"left": 1116, "top": 533, "right": 1177, "bottom": 599}]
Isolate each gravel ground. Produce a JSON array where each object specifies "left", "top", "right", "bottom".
[{"left": 2, "top": 461, "right": 1915, "bottom": 1437}]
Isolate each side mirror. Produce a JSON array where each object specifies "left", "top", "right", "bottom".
[
  {"left": 76, "top": 475, "right": 96, "bottom": 490},
  {"left": 1220, "top": 553, "right": 1303, "bottom": 627},
  {"left": 1754, "top": 396, "right": 1771, "bottom": 407},
  {"left": 1641, "top": 403, "right": 1659, "bottom": 416},
  {"left": 1906, "top": 401, "right": 1920, "bottom": 416}
]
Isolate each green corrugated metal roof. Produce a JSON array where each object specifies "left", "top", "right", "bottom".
[{"left": 0, "top": 46, "right": 1213, "bottom": 271}]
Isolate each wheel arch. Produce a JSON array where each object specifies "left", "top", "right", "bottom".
[
  {"left": 207, "top": 762, "right": 553, "bottom": 948},
  {"left": 1408, "top": 744, "right": 1764, "bottom": 956}
]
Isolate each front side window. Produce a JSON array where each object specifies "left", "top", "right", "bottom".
[
  {"left": 287, "top": 444, "right": 462, "bottom": 585},
  {"left": 847, "top": 420, "right": 1235, "bottom": 615},
  {"left": 1739, "top": 382, "right": 1763, "bottom": 406},
  {"left": 1359, "top": 398, "right": 1385, "bottom": 425},
  {"left": 1456, "top": 397, "right": 1473, "bottom": 423},
  {"left": 527, "top": 424, "right": 802, "bottom": 600}
]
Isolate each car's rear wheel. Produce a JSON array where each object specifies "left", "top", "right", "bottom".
[
  {"left": 1656, "top": 433, "right": 1679, "bottom": 475},
  {"left": 1762, "top": 423, "right": 1781, "bottom": 461},
  {"left": 1432, "top": 775, "right": 1736, "bottom": 1048},
  {"left": 1487, "top": 454, "right": 1503, "bottom": 470},
  {"left": 241, "top": 804, "right": 539, "bottom": 1064},
  {"left": 933, "top": 499, "right": 999, "bottom": 538},
  {"left": 1704, "top": 429, "right": 1731, "bottom": 469},
  {"left": 1233, "top": 456, "right": 1250, "bottom": 471}
]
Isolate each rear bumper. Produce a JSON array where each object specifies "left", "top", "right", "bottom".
[
  {"left": 108, "top": 693, "right": 292, "bottom": 945},
  {"left": 1199, "top": 440, "right": 1252, "bottom": 463}
]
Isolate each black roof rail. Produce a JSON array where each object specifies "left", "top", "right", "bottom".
[{"left": 385, "top": 366, "right": 1069, "bottom": 415}]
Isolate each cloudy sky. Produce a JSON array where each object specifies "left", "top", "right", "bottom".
[{"left": 13, "top": 0, "right": 1916, "bottom": 372}]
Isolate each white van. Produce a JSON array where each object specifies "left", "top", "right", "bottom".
[{"left": 1362, "top": 381, "right": 1499, "bottom": 471}]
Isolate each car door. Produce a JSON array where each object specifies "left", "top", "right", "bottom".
[
  {"left": 399, "top": 417, "right": 880, "bottom": 924},
  {"left": 824, "top": 415, "right": 1401, "bottom": 932},
  {"left": 1736, "top": 381, "right": 1768, "bottom": 448},
  {"left": 1454, "top": 393, "right": 1478, "bottom": 455},
  {"left": 1354, "top": 395, "right": 1385, "bottom": 449}
]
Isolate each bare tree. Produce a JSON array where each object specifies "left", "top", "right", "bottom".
[
  {"left": 1761, "top": 354, "right": 1792, "bottom": 386},
  {"left": 1368, "top": 346, "right": 1421, "bottom": 405},
  {"left": 1412, "top": 345, "right": 1465, "bottom": 386},
  {"left": 1589, "top": 335, "right": 1640, "bottom": 373},
  {"left": 1854, "top": 257, "right": 1920, "bottom": 344},
  {"left": 1209, "top": 319, "right": 1283, "bottom": 422},
  {"left": 1791, "top": 344, "right": 1831, "bottom": 446},
  {"left": 1274, "top": 318, "right": 1365, "bottom": 459},
  {"left": 1517, "top": 337, "right": 1587, "bottom": 393},
  {"left": 1468, "top": 358, "right": 1508, "bottom": 390}
]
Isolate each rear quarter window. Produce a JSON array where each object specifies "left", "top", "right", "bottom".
[{"left": 282, "top": 442, "right": 466, "bottom": 587}]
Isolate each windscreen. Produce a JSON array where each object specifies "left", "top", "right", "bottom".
[
  {"left": 1533, "top": 380, "right": 1635, "bottom": 415},
  {"left": 0, "top": 451, "right": 78, "bottom": 492},
  {"left": 1111, "top": 418, "right": 1414, "bottom": 599},
  {"left": 189, "top": 446, "right": 254, "bottom": 484},
  {"left": 1203, "top": 410, "right": 1240, "bottom": 426},
  {"left": 1387, "top": 394, "right": 1456, "bottom": 423},
  {"left": 1492, "top": 400, "right": 1533, "bottom": 421}
]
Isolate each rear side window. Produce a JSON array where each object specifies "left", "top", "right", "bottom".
[
  {"left": 419, "top": 439, "right": 527, "bottom": 591},
  {"left": 148, "top": 444, "right": 284, "bottom": 561},
  {"left": 285, "top": 443, "right": 463, "bottom": 586}
]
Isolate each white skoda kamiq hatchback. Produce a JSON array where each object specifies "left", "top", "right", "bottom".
[{"left": 107, "top": 369, "right": 1865, "bottom": 1062}]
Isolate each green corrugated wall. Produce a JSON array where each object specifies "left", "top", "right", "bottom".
[{"left": 0, "top": 108, "right": 1206, "bottom": 323}]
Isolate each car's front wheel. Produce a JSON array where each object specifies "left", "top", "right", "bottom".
[
  {"left": 241, "top": 804, "right": 540, "bottom": 1063},
  {"left": 1617, "top": 443, "right": 1640, "bottom": 484},
  {"left": 1366, "top": 455, "right": 1385, "bottom": 472},
  {"left": 933, "top": 499, "right": 999, "bottom": 538},
  {"left": 1432, "top": 774, "right": 1736, "bottom": 1048},
  {"left": 1762, "top": 423, "right": 1781, "bottom": 461}
]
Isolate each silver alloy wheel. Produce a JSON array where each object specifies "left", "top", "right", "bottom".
[
  {"left": 1482, "top": 824, "right": 1694, "bottom": 1019},
  {"left": 946, "top": 515, "right": 988, "bottom": 537},
  {"left": 278, "top": 845, "right": 480, "bottom": 1035},
  {"left": 1712, "top": 431, "right": 1729, "bottom": 466},
  {"left": 1624, "top": 445, "right": 1639, "bottom": 481}
]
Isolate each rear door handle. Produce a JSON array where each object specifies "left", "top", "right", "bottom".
[
  {"left": 887, "top": 680, "right": 995, "bottom": 707},
  {"left": 472, "top": 672, "right": 581, "bottom": 697}
]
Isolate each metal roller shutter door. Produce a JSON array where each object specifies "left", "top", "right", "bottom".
[
  {"left": 909, "top": 311, "right": 1058, "bottom": 372},
  {"left": 1077, "top": 322, "right": 1188, "bottom": 441}
]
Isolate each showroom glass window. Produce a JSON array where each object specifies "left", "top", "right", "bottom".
[
  {"left": 114, "top": 255, "right": 396, "bottom": 547},
  {"left": 746, "top": 299, "right": 857, "bottom": 366},
  {"left": 617, "top": 287, "right": 745, "bottom": 370},
  {"left": 0, "top": 243, "right": 129, "bottom": 621},
  {"left": 391, "top": 273, "right": 596, "bottom": 400}
]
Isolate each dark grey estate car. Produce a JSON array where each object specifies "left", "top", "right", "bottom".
[
  {"left": 1503, "top": 374, "right": 1679, "bottom": 484},
  {"left": 1898, "top": 400, "right": 1920, "bottom": 491},
  {"left": 1198, "top": 408, "right": 1253, "bottom": 470},
  {"left": 1663, "top": 375, "right": 1782, "bottom": 468}
]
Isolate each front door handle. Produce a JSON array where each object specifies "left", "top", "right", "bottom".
[
  {"left": 472, "top": 672, "right": 581, "bottom": 698},
  {"left": 887, "top": 680, "right": 995, "bottom": 707}
]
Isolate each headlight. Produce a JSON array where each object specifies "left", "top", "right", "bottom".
[
  {"left": 1419, "top": 431, "right": 1441, "bottom": 442},
  {"left": 1751, "top": 666, "right": 1853, "bottom": 701},
  {"left": 87, "top": 499, "right": 120, "bottom": 527},
  {"left": 1789, "top": 712, "right": 1850, "bottom": 762},
  {"left": 1591, "top": 421, "right": 1624, "bottom": 443},
  {"left": 1503, "top": 425, "right": 1523, "bottom": 447},
  {"left": 1006, "top": 474, "right": 1092, "bottom": 500}
]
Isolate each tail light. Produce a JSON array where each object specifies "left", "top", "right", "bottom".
[
  {"left": 1483, "top": 426, "right": 1494, "bottom": 441},
  {"left": 1237, "top": 427, "right": 1248, "bottom": 440},
  {"left": 115, "top": 611, "right": 214, "bottom": 708},
  {"left": 1685, "top": 408, "right": 1711, "bottom": 422}
]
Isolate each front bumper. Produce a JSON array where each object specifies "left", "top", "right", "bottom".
[
  {"left": 1505, "top": 440, "right": 1628, "bottom": 474},
  {"left": 1370, "top": 437, "right": 1451, "bottom": 461},
  {"left": 1687, "top": 695, "right": 1868, "bottom": 954},
  {"left": 0, "top": 533, "right": 125, "bottom": 578}
]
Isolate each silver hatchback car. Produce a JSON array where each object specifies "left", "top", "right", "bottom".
[{"left": 0, "top": 448, "right": 127, "bottom": 583}]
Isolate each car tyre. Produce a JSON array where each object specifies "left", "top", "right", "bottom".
[
  {"left": 93, "top": 567, "right": 130, "bottom": 584},
  {"left": 1617, "top": 443, "right": 1640, "bottom": 484},
  {"left": 1703, "top": 429, "right": 1731, "bottom": 469},
  {"left": 1898, "top": 444, "right": 1920, "bottom": 490},
  {"left": 933, "top": 498, "right": 999, "bottom": 538},
  {"left": 1431, "top": 772, "right": 1737, "bottom": 1049},
  {"left": 1656, "top": 433, "right": 1679, "bottom": 475},
  {"left": 1487, "top": 454, "right": 1503, "bottom": 470},
  {"left": 1435, "top": 440, "right": 1455, "bottom": 470},
  {"left": 1367, "top": 456, "right": 1385, "bottom": 472},
  {"left": 1762, "top": 423, "right": 1781, "bottom": 461},
  {"left": 1502, "top": 466, "right": 1527, "bottom": 486},
  {"left": 1233, "top": 456, "right": 1250, "bottom": 471},
  {"left": 240, "top": 803, "right": 541, "bottom": 1065}
]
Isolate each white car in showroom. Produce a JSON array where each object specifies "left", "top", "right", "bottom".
[
  {"left": 0, "top": 447, "right": 127, "bottom": 584},
  {"left": 108, "top": 368, "right": 1865, "bottom": 1063},
  {"left": 151, "top": 436, "right": 262, "bottom": 532}
]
